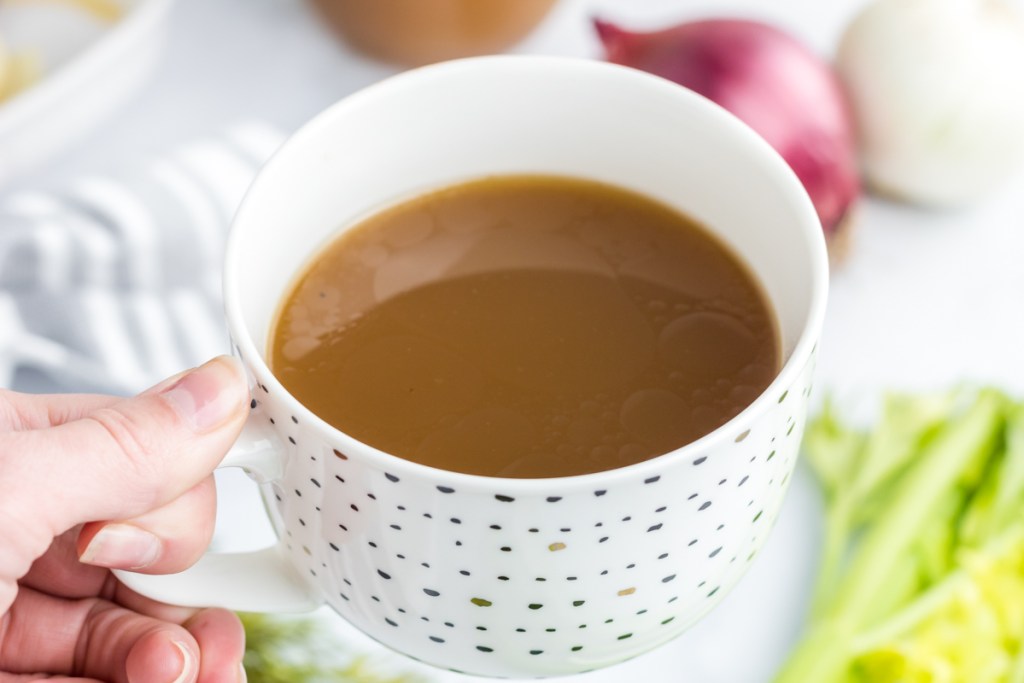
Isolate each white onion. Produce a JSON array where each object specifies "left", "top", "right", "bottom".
[{"left": 838, "top": 0, "right": 1024, "bottom": 206}]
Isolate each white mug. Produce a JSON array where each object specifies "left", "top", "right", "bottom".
[{"left": 119, "top": 56, "right": 828, "bottom": 678}]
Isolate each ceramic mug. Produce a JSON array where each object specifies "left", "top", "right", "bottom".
[{"left": 118, "top": 56, "right": 828, "bottom": 678}]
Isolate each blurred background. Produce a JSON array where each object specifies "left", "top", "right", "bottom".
[{"left": 2, "top": 0, "right": 1023, "bottom": 681}]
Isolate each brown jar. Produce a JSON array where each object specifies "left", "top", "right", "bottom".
[{"left": 310, "top": 0, "right": 560, "bottom": 66}]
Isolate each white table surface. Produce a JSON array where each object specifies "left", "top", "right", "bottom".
[{"left": 14, "top": 0, "right": 1024, "bottom": 681}]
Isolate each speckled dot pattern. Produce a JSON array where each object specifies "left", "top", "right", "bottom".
[{"left": 236, "top": 341, "right": 815, "bottom": 678}]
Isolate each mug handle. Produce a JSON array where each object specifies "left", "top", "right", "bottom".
[{"left": 113, "top": 419, "right": 325, "bottom": 613}]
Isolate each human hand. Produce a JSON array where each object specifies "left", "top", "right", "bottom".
[{"left": 0, "top": 356, "right": 250, "bottom": 683}]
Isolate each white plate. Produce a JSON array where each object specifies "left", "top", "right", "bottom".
[{"left": 0, "top": 0, "right": 173, "bottom": 186}]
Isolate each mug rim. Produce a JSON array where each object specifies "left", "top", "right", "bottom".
[{"left": 224, "top": 55, "right": 829, "bottom": 492}]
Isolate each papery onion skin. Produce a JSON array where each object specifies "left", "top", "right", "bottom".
[
  {"left": 596, "top": 18, "right": 860, "bottom": 239},
  {"left": 837, "top": 0, "right": 1024, "bottom": 207}
]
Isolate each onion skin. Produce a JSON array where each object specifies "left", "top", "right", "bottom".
[{"left": 596, "top": 18, "right": 860, "bottom": 239}]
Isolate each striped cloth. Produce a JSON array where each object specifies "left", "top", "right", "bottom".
[{"left": 0, "top": 122, "right": 287, "bottom": 394}]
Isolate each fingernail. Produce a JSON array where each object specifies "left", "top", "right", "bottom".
[
  {"left": 238, "top": 661, "right": 248, "bottom": 683},
  {"left": 162, "top": 356, "right": 246, "bottom": 433},
  {"left": 171, "top": 640, "right": 196, "bottom": 683},
  {"left": 79, "top": 523, "right": 162, "bottom": 569}
]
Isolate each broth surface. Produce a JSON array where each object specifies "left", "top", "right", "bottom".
[{"left": 271, "top": 176, "right": 780, "bottom": 477}]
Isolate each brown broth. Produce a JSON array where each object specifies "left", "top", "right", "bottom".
[{"left": 270, "top": 176, "right": 780, "bottom": 478}]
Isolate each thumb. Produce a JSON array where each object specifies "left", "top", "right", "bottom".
[{"left": 7, "top": 356, "right": 249, "bottom": 538}]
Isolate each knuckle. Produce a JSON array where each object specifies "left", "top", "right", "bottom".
[{"left": 84, "top": 407, "right": 166, "bottom": 485}]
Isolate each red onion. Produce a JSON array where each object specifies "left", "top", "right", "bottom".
[{"left": 596, "top": 18, "right": 860, "bottom": 240}]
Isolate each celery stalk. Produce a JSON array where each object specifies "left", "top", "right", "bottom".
[{"left": 776, "top": 391, "right": 1005, "bottom": 683}]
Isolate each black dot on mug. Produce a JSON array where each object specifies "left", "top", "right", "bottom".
[
  {"left": 753, "top": 510, "right": 764, "bottom": 522},
  {"left": 268, "top": 417, "right": 275, "bottom": 425},
  {"left": 668, "top": 596, "right": 679, "bottom": 603},
  {"left": 390, "top": 524, "right": 401, "bottom": 531},
  {"left": 476, "top": 626, "right": 487, "bottom": 631},
  {"left": 708, "top": 586, "right": 721, "bottom": 597},
  {"left": 572, "top": 645, "right": 584, "bottom": 652},
  {"left": 599, "top": 537, "right": 609, "bottom": 543},
  {"left": 437, "top": 485, "right": 455, "bottom": 494},
  {"left": 644, "top": 476, "right": 661, "bottom": 484},
  {"left": 298, "top": 519, "right": 306, "bottom": 527},
  {"left": 490, "top": 524, "right": 502, "bottom": 530},
  {"left": 291, "top": 416, "right": 298, "bottom": 424},
  {"left": 249, "top": 399, "right": 257, "bottom": 410},
  {"left": 662, "top": 575, "right": 676, "bottom": 583},
  {"left": 429, "top": 636, "right": 445, "bottom": 644},
  {"left": 377, "top": 570, "right": 392, "bottom": 580},
  {"left": 385, "top": 473, "right": 400, "bottom": 483},
  {"left": 385, "top": 618, "right": 398, "bottom": 627},
  {"left": 260, "top": 384, "right": 268, "bottom": 393},
  {"left": 455, "top": 541, "right": 463, "bottom": 547},
  {"left": 618, "top": 633, "right": 633, "bottom": 641},
  {"left": 699, "top": 501, "right": 712, "bottom": 511},
  {"left": 424, "top": 588, "right": 440, "bottom": 597},
  {"left": 621, "top": 516, "right": 632, "bottom": 522},
  {"left": 739, "top": 475, "right": 749, "bottom": 487},
  {"left": 600, "top": 570, "right": 608, "bottom": 576},
  {"left": 636, "top": 609, "right": 647, "bottom": 615},
  {"left": 450, "top": 518, "right": 462, "bottom": 525},
  {"left": 338, "top": 523, "right": 348, "bottom": 531},
  {"left": 310, "top": 478, "right": 321, "bottom": 488},
  {"left": 444, "top": 622, "right": 455, "bottom": 628},
  {"left": 661, "top": 617, "right": 675, "bottom": 625},
  {"left": 535, "top": 577, "right": 547, "bottom": 582},
  {"left": 498, "top": 576, "right": 509, "bottom": 581},
  {"left": 547, "top": 496, "right": 562, "bottom": 503},
  {"left": 501, "top": 546, "right": 512, "bottom": 552},
  {"left": 515, "top": 628, "right": 526, "bottom": 633},
  {"left": 329, "top": 543, "right": 339, "bottom": 551},
  {"left": 335, "top": 475, "right": 345, "bottom": 484},
  {"left": 659, "top": 553, "right": 669, "bottom": 559},
  {"left": 529, "top": 604, "right": 543, "bottom": 610},
  {"left": 647, "top": 523, "right": 663, "bottom": 533},
  {"left": 594, "top": 490, "right": 607, "bottom": 497},
  {"left": 350, "top": 504, "right": 359, "bottom": 512},
  {"left": 687, "top": 493, "right": 698, "bottom": 500},
  {"left": 546, "top": 628, "right": 556, "bottom": 632},
  {"left": 709, "top": 547, "right": 722, "bottom": 558},
  {"left": 530, "top": 650, "right": 543, "bottom": 656},
  {"left": 368, "top": 541, "right": 377, "bottom": 548},
  {"left": 287, "top": 436, "right": 296, "bottom": 445},
  {"left": 423, "top": 513, "right": 432, "bottom": 519},
  {"left": 367, "top": 493, "right": 377, "bottom": 500},
  {"left": 477, "top": 646, "right": 493, "bottom": 653},
  {"left": 655, "top": 506, "right": 667, "bottom": 513},
  {"left": 767, "top": 450, "right": 777, "bottom": 461},
  {"left": 693, "top": 456, "right": 707, "bottom": 466},
  {"left": 495, "top": 494, "right": 515, "bottom": 503},
  {"left": 340, "top": 592, "right": 349, "bottom": 601}
]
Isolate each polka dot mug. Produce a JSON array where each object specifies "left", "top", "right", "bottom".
[{"left": 118, "top": 57, "right": 828, "bottom": 677}]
